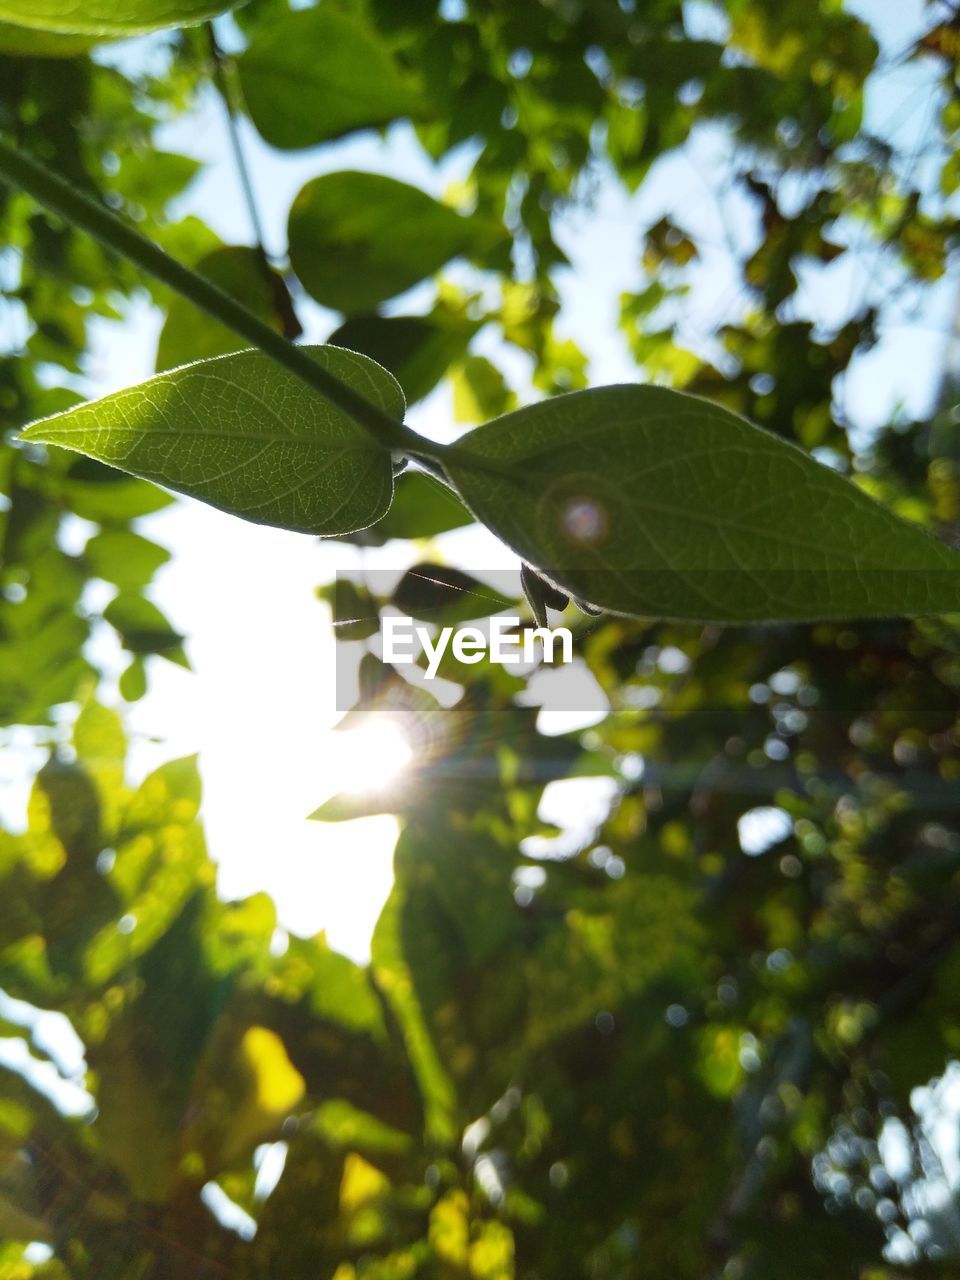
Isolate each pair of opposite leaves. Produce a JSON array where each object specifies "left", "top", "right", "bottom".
[{"left": 19, "top": 344, "right": 960, "bottom": 623}]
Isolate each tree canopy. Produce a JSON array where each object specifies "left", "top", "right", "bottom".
[{"left": 3, "top": 0, "right": 960, "bottom": 1276}]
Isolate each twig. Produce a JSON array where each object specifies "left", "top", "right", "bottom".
[{"left": 205, "top": 23, "right": 302, "bottom": 341}]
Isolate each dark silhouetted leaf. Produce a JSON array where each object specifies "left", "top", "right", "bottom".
[
  {"left": 392, "top": 562, "right": 513, "bottom": 625},
  {"left": 317, "top": 578, "right": 380, "bottom": 641},
  {"left": 103, "top": 592, "right": 189, "bottom": 666}
]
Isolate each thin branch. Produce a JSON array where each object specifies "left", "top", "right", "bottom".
[
  {"left": 204, "top": 24, "right": 302, "bottom": 341},
  {"left": 206, "top": 23, "right": 269, "bottom": 258}
]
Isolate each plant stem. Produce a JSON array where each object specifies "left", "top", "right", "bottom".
[
  {"left": 206, "top": 24, "right": 270, "bottom": 260},
  {"left": 0, "top": 132, "right": 486, "bottom": 471},
  {"left": 204, "top": 24, "right": 303, "bottom": 340}
]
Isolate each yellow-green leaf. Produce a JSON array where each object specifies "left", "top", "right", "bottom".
[{"left": 20, "top": 346, "right": 403, "bottom": 537}]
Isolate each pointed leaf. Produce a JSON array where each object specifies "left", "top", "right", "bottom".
[
  {"left": 118, "top": 657, "right": 148, "bottom": 702},
  {"left": 20, "top": 345, "right": 403, "bottom": 536},
  {"left": 392, "top": 562, "right": 514, "bottom": 625},
  {"left": 103, "top": 592, "right": 189, "bottom": 667},
  {"left": 73, "top": 696, "right": 127, "bottom": 831},
  {"left": 446, "top": 385, "right": 960, "bottom": 622}
]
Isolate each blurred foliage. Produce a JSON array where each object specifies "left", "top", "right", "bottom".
[{"left": 3, "top": 0, "right": 960, "bottom": 1276}]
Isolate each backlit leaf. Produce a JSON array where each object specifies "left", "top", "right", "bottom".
[
  {"left": 451, "top": 354, "right": 517, "bottom": 423},
  {"left": 20, "top": 346, "right": 403, "bottom": 537},
  {"left": 84, "top": 529, "right": 170, "bottom": 588},
  {"left": 237, "top": 4, "right": 421, "bottom": 150},
  {"left": 0, "top": 0, "right": 236, "bottom": 34},
  {"left": 118, "top": 658, "right": 147, "bottom": 702},
  {"left": 288, "top": 172, "right": 481, "bottom": 314},
  {"left": 446, "top": 385, "right": 960, "bottom": 622},
  {"left": 0, "top": 19, "right": 93, "bottom": 52},
  {"left": 73, "top": 696, "right": 127, "bottom": 832}
]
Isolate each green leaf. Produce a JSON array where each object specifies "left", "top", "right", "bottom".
[
  {"left": 152, "top": 214, "right": 224, "bottom": 282},
  {"left": 122, "top": 753, "right": 201, "bottom": 832},
  {"left": 20, "top": 345, "right": 403, "bottom": 537},
  {"left": 0, "top": 19, "right": 93, "bottom": 52},
  {"left": 103, "top": 592, "right": 189, "bottom": 667},
  {"left": 328, "top": 312, "right": 477, "bottom": 405},
  {"left": 118, "top": 657, "right": 148, "bottom": 702},
  {"left": 451, "top": 354, "right": 517, "bottom": 423},
  {"left": 73, "top": 697, "right": 126, "bottom": 772},
  {"left": 73, "top": 696, "right": 127, "bottom": 833},
  {"left": 605, "top": 98, "right": 649, "bottom": 192},
  {"left": 114, "top": 150, "right": 201, "bottom": 215},
  {"left": 392, "top": 562, "right": 514, "bottom": 625},
  {"left": 288, "top": 172, "right": 480, "bottom": 314},
  {"left": 445, "top": 385, "right": 960, "bottom": 622},
  {"left": 277, "top": 934, "right": 389, "bottom": 1038},
  {"left": 156, "top": 246, "right": 297, "bottom": 373},
  {"left": 312, "top": 1099, "right": 411, "bottom": 1156},
  {"left": 334, "top": 470, "right": 474, "bottom": 546},
  {"left": 376, "top": 470, "right": 473, "bottom": 539},
  {"left": 237, "top": 4, "right": 421, "bottom": 150},
  {"left": 316, "top": 577, "right": 380, "bottom": 641},
  {"left": 32, "top": 756, "right": 101, "bottom": 862},
  {"left": 0, "top": 0, "right": 236, "bottom": 35},
  {"left": 84, "top": 529, "right": 170, "bottom": 588},
  {"left": 59, "top": 458, "right": 175, "bottom": 523},
  {"left": 370, "top": 885, "right": 458, "bottom": 1145}
]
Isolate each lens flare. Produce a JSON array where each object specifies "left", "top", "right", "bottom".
[
  {"left": 335, "top": 718, "right": 413, "bottom": 793},
  {"left": 560, "top": 495, "right": 608, "bottom": 545}
]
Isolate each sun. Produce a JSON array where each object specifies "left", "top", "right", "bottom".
[{"left": 334, "top": 717, "right": 413, "bottom": 794}]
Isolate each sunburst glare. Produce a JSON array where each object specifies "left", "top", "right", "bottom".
[{"left": 334, "top": 717, "right": 413, "bottom": 794}]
